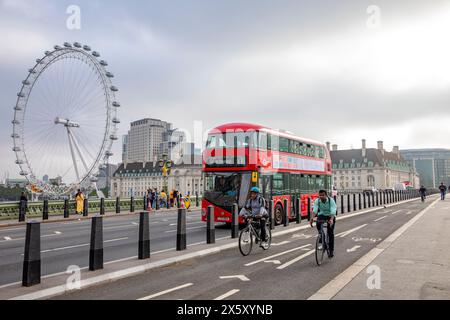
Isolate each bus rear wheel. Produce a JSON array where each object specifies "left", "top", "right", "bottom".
[{"left": 274, "top": 204, "right": 284, "bottom": 225}]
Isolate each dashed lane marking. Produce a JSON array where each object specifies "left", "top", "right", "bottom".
[
  {"left": 374, "top": 216, "right": 387, "bottom": 222},
  {"left": 276, "top": 249, "right": 316, "bottom": 270},
  {"left": 335, "top": 224, "right": 368, "bottom": 238},
  {"left": 214, "top": 289, "right": 240, "bottom": 301},
  {"left": 137, "top": 283, "right": 194, "bottom": 300},
  {"left": 244, "top": 244, "right": 311, "bottom": 267}
]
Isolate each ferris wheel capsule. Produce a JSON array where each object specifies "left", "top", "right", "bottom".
[
  {"left": 64, "top": 42, "right": 72, "bottom": 48},
  {"left": 83, "top": 45, "right": 91, "bottom": 51},
  {"left": 14, "top": 106, "right": 23, "bottom": 111},
  {"left": 11, "top": 133, "right": 19, "bottom": 138},
  {"left": 106, "top": 72, "right": 114, "bottom": 78},
  {"left": 100, "top": 60, "right": 108, "bottom": 66},
  {"left": 20, "top": 171, "right": 29, "bottom": 176},
  {"left": 92, "top": 51, "right": 100, "bottom": 57},
  {"left": 110, "top": 86, "right": 119, "bottom": 92},
  {"left": 112, "top": 102, "right": 121, "bottom": 108},
  {"left": 22, "top": 80, "right": 30, "bottom": 85},
  {"left": 15, "top": 160, "right": 24, "bottom": 165},
  {"left": 54, "top": 45, "right": 62, "bottom": 50},
  {"left": 73, "top": 42, "right": 82, "bottom": 48}
]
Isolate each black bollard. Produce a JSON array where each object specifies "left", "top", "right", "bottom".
[
  {"left": 22, "top": 222, "right": 41, "bottom": 287},
  {"left": 64, "top": 199, "right": 69, "bottom": 218},
  {"left": 143, "top": 196, "right": 148, "bottom": 211},
  {"left": 359, "top": 193, "right": 362, "bottom": 210},
  {"left": 283, "top": 199, "right": 289, "bottom": 227},
  {"left": 372, "top": 193, "right": 375, "bottom": 207},
  {"left": 166, "top": 195, "right": 170, "bottom": 209},
  {"left": 295, "top": 197, "right": 301, "bottom": 224},
  {"left": 177, "top": 196, "right": 181, "bottom": 209},
  {"left": 176, "top": 208, "right": 187, "bottom": 251},
  {"left": 363, "top": 193, "right": 367, "bottom": 209},
  {"left": 89, "top": 216, "right": 103, "bottom": 271},
  {"left": 19, "top": 200, "right": 26, "bottom": 222},
  {"left": 100, "top": 198, "right": 105, "bottom": 216},
  {"left": 83, "top": 198, "right": 89, "bottom": 217},
  {"left": 269, "top": 200, "right": 275, "bottom": 230},
  {"left": 116, "top": 197, "right": 120, "bottom": 214},
  {"left": 347, "top": 194, "right": 351, "bottom": 213},
  {"left": 207, "top": 206, "right": 215, "bottom": 244},
  {"left": 156, "top": 197, "right": 160, "bottom": 211},
  {"left": 196, "top": 192, "right": 200, "bottom": 207},
  {"left": 138, "top": 212, "right": 150, "bottom": 260},
  {"left": 376, "top": 192, "right": 379, "bottom": 206},
  {"left": 130, "top": 197, "right": 135, "bottom": 213},
  {"left": 307, "top": 197, "right": 312, "bottom": 222},
  {"left": 43, "top": 199, "right": 49, "bottom": 221},
  {"left": 231, "top": 203, "right": 239, "bottom": 238},
  {"left": 341, "top": 195, "right": 344, "bottom": 215},
  {"left": 353, "top": 194, "right": 357, "bottom": 212}
]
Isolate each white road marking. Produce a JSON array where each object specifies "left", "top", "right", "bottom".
[
  {"left": 276, "top": 249, "right": 316, "bottom": 270},
  {"left": 220, "top": 275, "right": 250, "bottom": 282},
  {"left": 245, "top": 244, "right": 311, "bottom": 267},
  {"left": 264, "top": 260, "right": 281, "bottom": 265},
  {"left": 272, "top": 241, "right": 291, "bottom": 246},
  {"left": 131, "top": 222, "right": 139, "bottom": 226},
  {"left": 391, "top": 210, "right": 402, "bottom": 215},
  {"left": 214, "top": 289, "right": 240, "bottom": 301},
  {"left": 164, "top": 226, "right": 204, "bottom": 233},
  {"left": 3, "top": 236, "right": 12, "bottom": 241},
  {"left": 54, "top": 231, "right": 62, "bottom": 235},
  {"left": 346, "top": 245, "right": 361, "bottom": 253},
  {"left": 22, "top": 237, "right": 129, "bottom": 255},
  {"left": 104, "top": 225, "right": 137, "bottom": 231},
  {"left": 335, "top": 224, "right": 368, "bottom": 238},
  {"left": 374, "top": 216, "right": 387, "bottom": 222},
  {"left": 137, "top": 283, "right": 194, "bottom": 300},
  {"left": 405, "top": 211, "right": 413, "bottom": 215},
  {"left": 169, "top": 222, "right": 204, "bottom": 227},
  {"left": 292, "top": 233, "right": 313, "bottom": 239}
]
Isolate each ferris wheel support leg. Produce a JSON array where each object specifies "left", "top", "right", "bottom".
[
  {"left": 69, "top": 129, "right": 89, "bottom": 173},
  {"left": 67, "top": 128, "right": 80, "bottom": 183}
]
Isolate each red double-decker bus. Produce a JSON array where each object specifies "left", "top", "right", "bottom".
[{"left": 201, "top": 123, "right": 332, "bottom": 225}]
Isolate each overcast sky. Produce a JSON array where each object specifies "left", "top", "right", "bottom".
[{"left": 1, "top": 0, "right": 450, "bottom": 180}]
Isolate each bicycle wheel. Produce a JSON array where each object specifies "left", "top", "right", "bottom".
[
  {"left": 261, "top": 225, "right": 272, "bottom": 250},
  {"left": 239, "top": 227, "right": 253, "bottom": 256},
  {"left": 315, "top": 233, "right": 325, "bottom": 266}
]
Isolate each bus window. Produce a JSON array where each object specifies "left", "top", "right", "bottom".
[
  {"left": 273, "top": 173, "right": 284, "bottom": 195},
  {"left": 258, "top": 131, "right": 268, "bottom": 150},
  {"left": 280, "top": 137, "right": 289, "bottom": 153}
]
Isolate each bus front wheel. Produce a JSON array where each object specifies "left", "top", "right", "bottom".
[{"left": 274, "top": 204, "right": 284, "bottom": 225}]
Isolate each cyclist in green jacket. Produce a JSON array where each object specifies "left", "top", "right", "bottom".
[{"left": 310, "top": 190, "right": 337, "bottom": 258}]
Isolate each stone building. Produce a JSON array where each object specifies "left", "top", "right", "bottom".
[
  {"left": 329, "top": 140, "right": 420, "bottom": 191},
  {"left": 110, "top": 156, "right": 203, "bottom": 198}
]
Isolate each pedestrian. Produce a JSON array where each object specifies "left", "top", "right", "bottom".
[
  {"left": 439, "top": 182, "right": 447, "bottom": 200},
  {"left": 153, "top": 188, "right": 158, "bottom": 209},
  {"left": 75, "top": 189, "right": 85, "bottom": 215}
]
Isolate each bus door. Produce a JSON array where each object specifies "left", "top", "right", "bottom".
[{"left": 260, "top": 175, "right": 273, "bottom": 203}]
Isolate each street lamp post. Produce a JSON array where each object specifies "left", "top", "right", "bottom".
[{"left": 158, "top": 154, "right": 173, "bottom": 194}]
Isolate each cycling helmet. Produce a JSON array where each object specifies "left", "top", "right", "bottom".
[{"left": 250, "top": 187, "right": 260, "bottom": 193}]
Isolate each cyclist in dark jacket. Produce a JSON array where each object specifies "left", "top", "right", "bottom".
[
  {"left": 419, "top": 186, "right": 427, "bottom": 202},
  {"left": 239, "top": 187, "right": 269, "bottom": 243}
]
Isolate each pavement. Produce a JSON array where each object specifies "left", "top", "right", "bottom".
[
  {"left": 324, "top": 196, "right": 450, "bottom": 300},
  {"left": 0, "top": 194, "right": 433, "bottom": 300}
]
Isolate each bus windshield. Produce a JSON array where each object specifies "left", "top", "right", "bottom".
[{"left": 204, "top": 172, "right": 252, "bottom": 208}]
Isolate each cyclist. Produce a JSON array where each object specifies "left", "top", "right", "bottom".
[
  {"left": 239, "top": 187, "right": 269, "bottom": 244},
  {"left": 310, "top": 190, "right": 337, "bottom": 258},
  {"left": 419, "top": 185, "right": 427, "bottom": 202}
]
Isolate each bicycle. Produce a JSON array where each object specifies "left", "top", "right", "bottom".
[
  {"left": 239, "top": 215, "right": 272, "bottom": 256},
  {"left": 314, "top": 218, "right": 333, "bottom": 266}
]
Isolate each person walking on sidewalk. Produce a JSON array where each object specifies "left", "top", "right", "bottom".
[
  {"left": 419, "top": 186, "right": 427, "bottom": 202},
  {"left": 75, "top": 189, "right": 85, "bottom": 215},
  {"left": 439, "top": 182, "right": 447, "bottom": 200}
]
